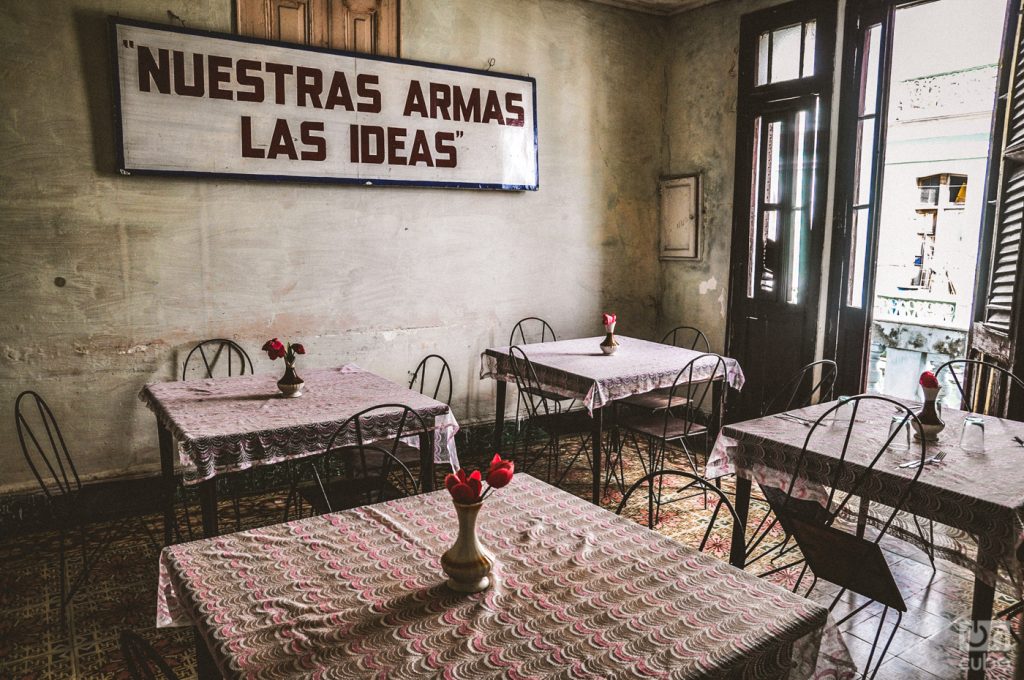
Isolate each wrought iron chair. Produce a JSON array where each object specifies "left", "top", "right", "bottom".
[
  {"left": 284, "top": 404, "right": 424, "bottom": 518},
  {"left": 181, "top": 339, "right": 256, "bottom": 533},
  {"left": 743, "top": 359, "right": 838, "bottom": 565},
  {"left": 508, "top": 316, "right": 557, "bottom": 346},
  {"left": 618, "top": 326, "right": 713, "bottom": 414},
  {"left": 16, "top": 391, "right": 160, "bottom": 627},
  {"left": 181, "top": 338, "right": 253, "bottom": 381},
  {"left": 507, "top": 346, "right": 593, "bottom": 487},
  {"left": 935, "top": 358, "right": 1024, "bottom": 416},
  {"left": 119, "top": 630, "right": 180, "bottom": 680},
  {"left": 617, "top": 353, "right": 729, "bottom": 483},
  {"left": 409, "top": 354, "right": 453, "bottom": 406},
  {"left": 759, "top": 396, "right": 926, "bottom": 679},
  {"left": 616, "top": 470, "right": 739, "bottom": 556}
]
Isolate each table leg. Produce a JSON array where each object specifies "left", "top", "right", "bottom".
[
  {"left": 493, "top": 380, "right": 507, "bottom": 453},
  {"left": 967, "top": 549, "right": 998, "bottom": 680},
  {"left": 157, "top": 422, "right": 175, "bottom": 546},
  {"left": 730, "top": 476, "right": 752, "bottom": 569},
  {"left": 194, "top": 628, "right": 220, "bottom": 680},
  {"left": 419, "top": 430, "right": 436, "bottom": 492},
  {"left": 199, "top": 479, "right": 218, "bottom": 538},
  {"left": 712, "top": 379, "right": 724, "bottom": 440},
  {"left": 591, "top": 406, "right": 603, "bottom": 505}
]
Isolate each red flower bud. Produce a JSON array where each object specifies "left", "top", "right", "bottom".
[
  {"left": 486, "top": 453, "right": 515, "bottom": 489},
  {"left": 292, "top": 343, "right": 306, "bottom": 355},
  {"left": 919, "top": 371, "right": 939, "bottom": 389}
]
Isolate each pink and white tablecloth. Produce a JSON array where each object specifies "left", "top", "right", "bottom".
[
  {"left": 140, "top": 363, "right": 459, "bottom": 484},
  {"left": 481, "top": 336, "right": 745, "bottom": 413},
  {"left": 707, "top": 399, "right": 1024, "bottom": 589},
  {"left": 157, "top": 474, "right": 854, "bottom": 679}
]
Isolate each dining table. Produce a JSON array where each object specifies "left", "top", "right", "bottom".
[
  {"left": 139, "top": 363, "right": 460, "bottom": 541},
  {"left": 480, "top": 335, "right": 745, "bottom": 504},
  {"left": 156, "top": 473, "right": 855, "bottom": 679},
  {"left": 708, "top": 398, "right": 1024, "bottom": 679}
]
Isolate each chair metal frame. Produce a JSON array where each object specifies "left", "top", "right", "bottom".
[
  {"left": 935, "top": 358, "right": 1024, "bottom": 415},
  {"left": 616, "top": 469, "right": 740, "bottom": 553},
  {"left": 759, "top": 395, "right": 926, "bottom": 679},
  {"left": 508, "top": 316, "right": 557, "bottom": 346},
  {"left": 660, "top": 325, "right": 711, "bottom": 352},
  {"left": 409, "top": 354, "right": 453, "bottom": 406},
  {"left": 119, "top": 629, "right": 180, "bottom": 680},
  {"left": 507, "top": 345, "right": 592, "bottom": 487},
  {"left": 284, "top": 404, "right": 424, "bottom": 518},
  {"left": 16, "top": 391, "right": 159, "bottom": 627},
  {"left": 181, "top": 338, "right": 253, "bottom": 380}
]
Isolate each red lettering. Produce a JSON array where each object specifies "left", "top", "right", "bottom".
[
  {"left": 505, "top": 93, "right": 524, "bottom": 127},
  {"left": 137, "top": 46, "right": 170, "bottom": 94},
  {"left": 408, "top": 130, "right": 434, "bottom": 166},
  {"left": 435, "top": 131, "right": 456, "bottom": 168},
  {"left": 360, "top": 125, "right": 385, "bottom": 164},
  {"left": 236, "top": 59, "right": 264, "bottom": 102},
  {"left": 481, "top": 90, "right": 505, "bottom": 125},
  {"left": 324, "top": 71, "right": 354, "bottom": 111},
  {"left": 429, "top": 83, "right": 451, "bottom": 120},
  {"left": 403, "top": 81, "right": 428, "bottom": 117},
  {"left": 356, "top": 74, "right": 381, "bottom": 113},
  {"left": 296, "top": 67, "right": 323, "bottom": 108},
  {"left": 453, "top": 87, "right": 480, "bottom": 123},
  {"left": 264, "top": 62, "right": 293, "bottom": 105},
  {"left": 172, "top": 50, "right": 204, "bottom": 97},
  {"left": 267, "top": 119, "right": 298, "bottom": 160},
  {"left": 208, "top": 55, "right": 232, "bottom": 100},
  {"left": 300, "top": 121, "right": 326, "bottom": 161},
  {"left": 240, "top": 116, "right": 265, "bottom": 158}
]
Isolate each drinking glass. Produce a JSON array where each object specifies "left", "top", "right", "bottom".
[
  {"left": 959, "top": 415, "right": 985, "bottom": 453},
  {"left": 887, "top": 413, "right": 910, "bottom": 451},
  {"left": 831, "top": 396, "right": 854, "bottom": 426}
]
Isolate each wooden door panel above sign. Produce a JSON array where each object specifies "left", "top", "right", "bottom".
[
  {"left": 110, "top": 18, "right": 537, "bottom": 190},
  {"left": 236, "top": 0, "right": 399, "bottom": 57}
]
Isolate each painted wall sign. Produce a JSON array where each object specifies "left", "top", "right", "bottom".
[{"left": 110, "top": 18, "right": 538, "bottom": 190}]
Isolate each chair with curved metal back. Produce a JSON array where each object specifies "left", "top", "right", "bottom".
[
  {"left": 119, "top": 630, "right": 179, "bottom": 680},
  {"left": 508, "top": 317, "right": 557, "bottom": 346},
  {"left": 181, "top": 339, "right": 253, "bottom": 381},
  {"left": 758, "top": 396, "right": 926, "bottom": 679},
  {"left": 284, "top": 404, "right": 424, "bottom": 518},
  {"left": 16, "top": 391, "right": 160, "bottom": 626},
  {"left": 181, "top": 339, "right": 255, "bottom": 532},
  {"left": 409, "top": 354, "right": 453, "bottom": 406},
  {"left": 617, "top": 353, "right": 729, "bottom": 482},
  {"left": 616, "top": 470, "right": 739, "bottom": 557},
  {"left": 935, "top": 358, "right": 1024, "bottom": 416},
  {"left": 507, "top": 345, "right": 593, "bottom": 487},
  {"left": 618, "top": 326, "right": 712, "bottom": 414}
]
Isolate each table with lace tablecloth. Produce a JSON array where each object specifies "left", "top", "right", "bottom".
[
  {"left": 706, "top": 399, "right": 1024, "bottom": 679},
  {"left": 140, "top": 363, "right": 459, "bottom": 540},
  {"left": 157, "top": 474, "right": 855, "bottom": 680},
  {"left": 481, "top": 336, "right": 745, "bottom": 503}
]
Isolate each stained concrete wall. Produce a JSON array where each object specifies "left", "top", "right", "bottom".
[
  {"left": 660, "top": 0, "right": 784, "bottom": 351},
  {"left": 0, "top": 0, "right": 665, "bottom": 491}
]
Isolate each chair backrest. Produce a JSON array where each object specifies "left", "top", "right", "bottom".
[
  {"left": 507, "top": 345, "right": 556, "bottom": 419},
  {"left": 660, "top": 353, "right": 730, "bottom": 440},
  {"left": 761, "top": 359, "right": 838, "bottom": 416},
  {"left": 772, "top": 395, "right": 925, "bottom": 610},
  {"left": 119, "top": 630, "right": 180, "bottom": 680},
  {"left": 15, "top": 391, "right": 80, "bottom": 502},
  {"left": 316, "top": 404, "right": 425, "bottom": 511},
  {"left": 661, "top": 326, "right": 711, "bottom": 353},
  {"left": 509, "top": 317, "right": 556, "bottom": 346},
  {"left": 935, "top": 358, "right": 1024, "bottom": 416},
  {"left": 616, "top": 470, "right": 740, "bottom": 554},
  {"left": 409, "top": 354, "right": 453, "bottom": 405},
  {"left": 182, "top": 339, "right": 253, "bottom": 381}
]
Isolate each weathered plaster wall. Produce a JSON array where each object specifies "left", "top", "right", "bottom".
[
  {"left": 0, "top": 0, "right": 665, "bottom": 491},
  {"left": 660, "top": 0, "right": 783, "bottom": 351}
]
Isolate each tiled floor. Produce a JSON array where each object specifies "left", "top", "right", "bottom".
[{"left": 1, "top": 439, "right": 1020, "bottom": 679}]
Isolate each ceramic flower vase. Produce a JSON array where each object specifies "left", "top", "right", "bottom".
[
  {"left": 441, "top": 501, "right": 493, "bottom": 593},
  {"left": 913, "top": 386, "right": 944, "bottom": 441},
  {"left": 600, "top": 324, "right": 619, "bottom": 355},
  {"left": 277, "top": 361, "right": 304, "bottom": 397}
]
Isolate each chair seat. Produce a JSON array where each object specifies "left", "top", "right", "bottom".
[
  {"left": 619, "top": 412, "right": 706, "bottom": 440},
  {"left": 530, "top": 409, "right": 594, "bottom": 437},
  {"left": 620, "top": 389, "right": 690, "bottom": 412}
]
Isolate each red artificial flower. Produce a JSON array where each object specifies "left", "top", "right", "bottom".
[
  {"left": 486, "top": 453, "right": 515, "bottom": 489},
  {"left": 444, "top": 469, "right": 482, "bottom": 504},
  {"left": 262, "top": 338, "right": 286, "bottom": 360},
  {"left": 602, "top": 313, "right": 617, "bottom": 327},
  {"left": 919, "top": 371, "right": 939, "bottom": 389},
  {"left": 292, "top": 343, "right": 306, "bottom": 355}
]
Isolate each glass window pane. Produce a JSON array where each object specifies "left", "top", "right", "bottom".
[
  {"left": 765, "top": 120, "right": 782, "bottom": 204},
  {"left": 757, "top": 31, "right": 770, "bottom": 86},
  {"left": 848, "top": 207, "right": 871, "bottom": 308},
  {"left": 855, "top": 119, "right": 876, "bottom": 206},
  {"left": 770, "top": 24, "right": 802, "bottom": 83},
  {"left": 861, "top": 24, "right": 882, "bottom": 115},
  {"left": 748, "top": 117, "right": 762, "bottom": 298},
  {"left": 788, "top": 209, "right": 804, "bottom": 304},
  {"left": 761, "top": 210, "right": 779, "bottom": 293},
  {"left": 801, "top": 20, "right": 816, "bottom": 77}
]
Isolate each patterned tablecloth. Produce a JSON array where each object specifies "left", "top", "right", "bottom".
[
  {"left": 707, "top": 399, "right": 1024, "bottom": 589},
  {"left": 139, "top": 364, "right": 459, "bottom": 485},
  {"left": 480, "top": 336, "right": 746, "bottom": 413},
  {"left": 157, "top": 475, "right": 854, "bottom": 679}
]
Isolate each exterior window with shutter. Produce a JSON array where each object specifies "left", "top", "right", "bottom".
[{"left": 236, "top": 0, "right": 399, "bottom": 57}]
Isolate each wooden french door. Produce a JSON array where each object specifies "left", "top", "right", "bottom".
[{"left": 727, "top": 0, "right": 837, "bottom": 420}]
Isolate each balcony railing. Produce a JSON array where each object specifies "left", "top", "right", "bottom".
[{"left": 874, "top": 293, "right": 957, "bottom": 324}]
